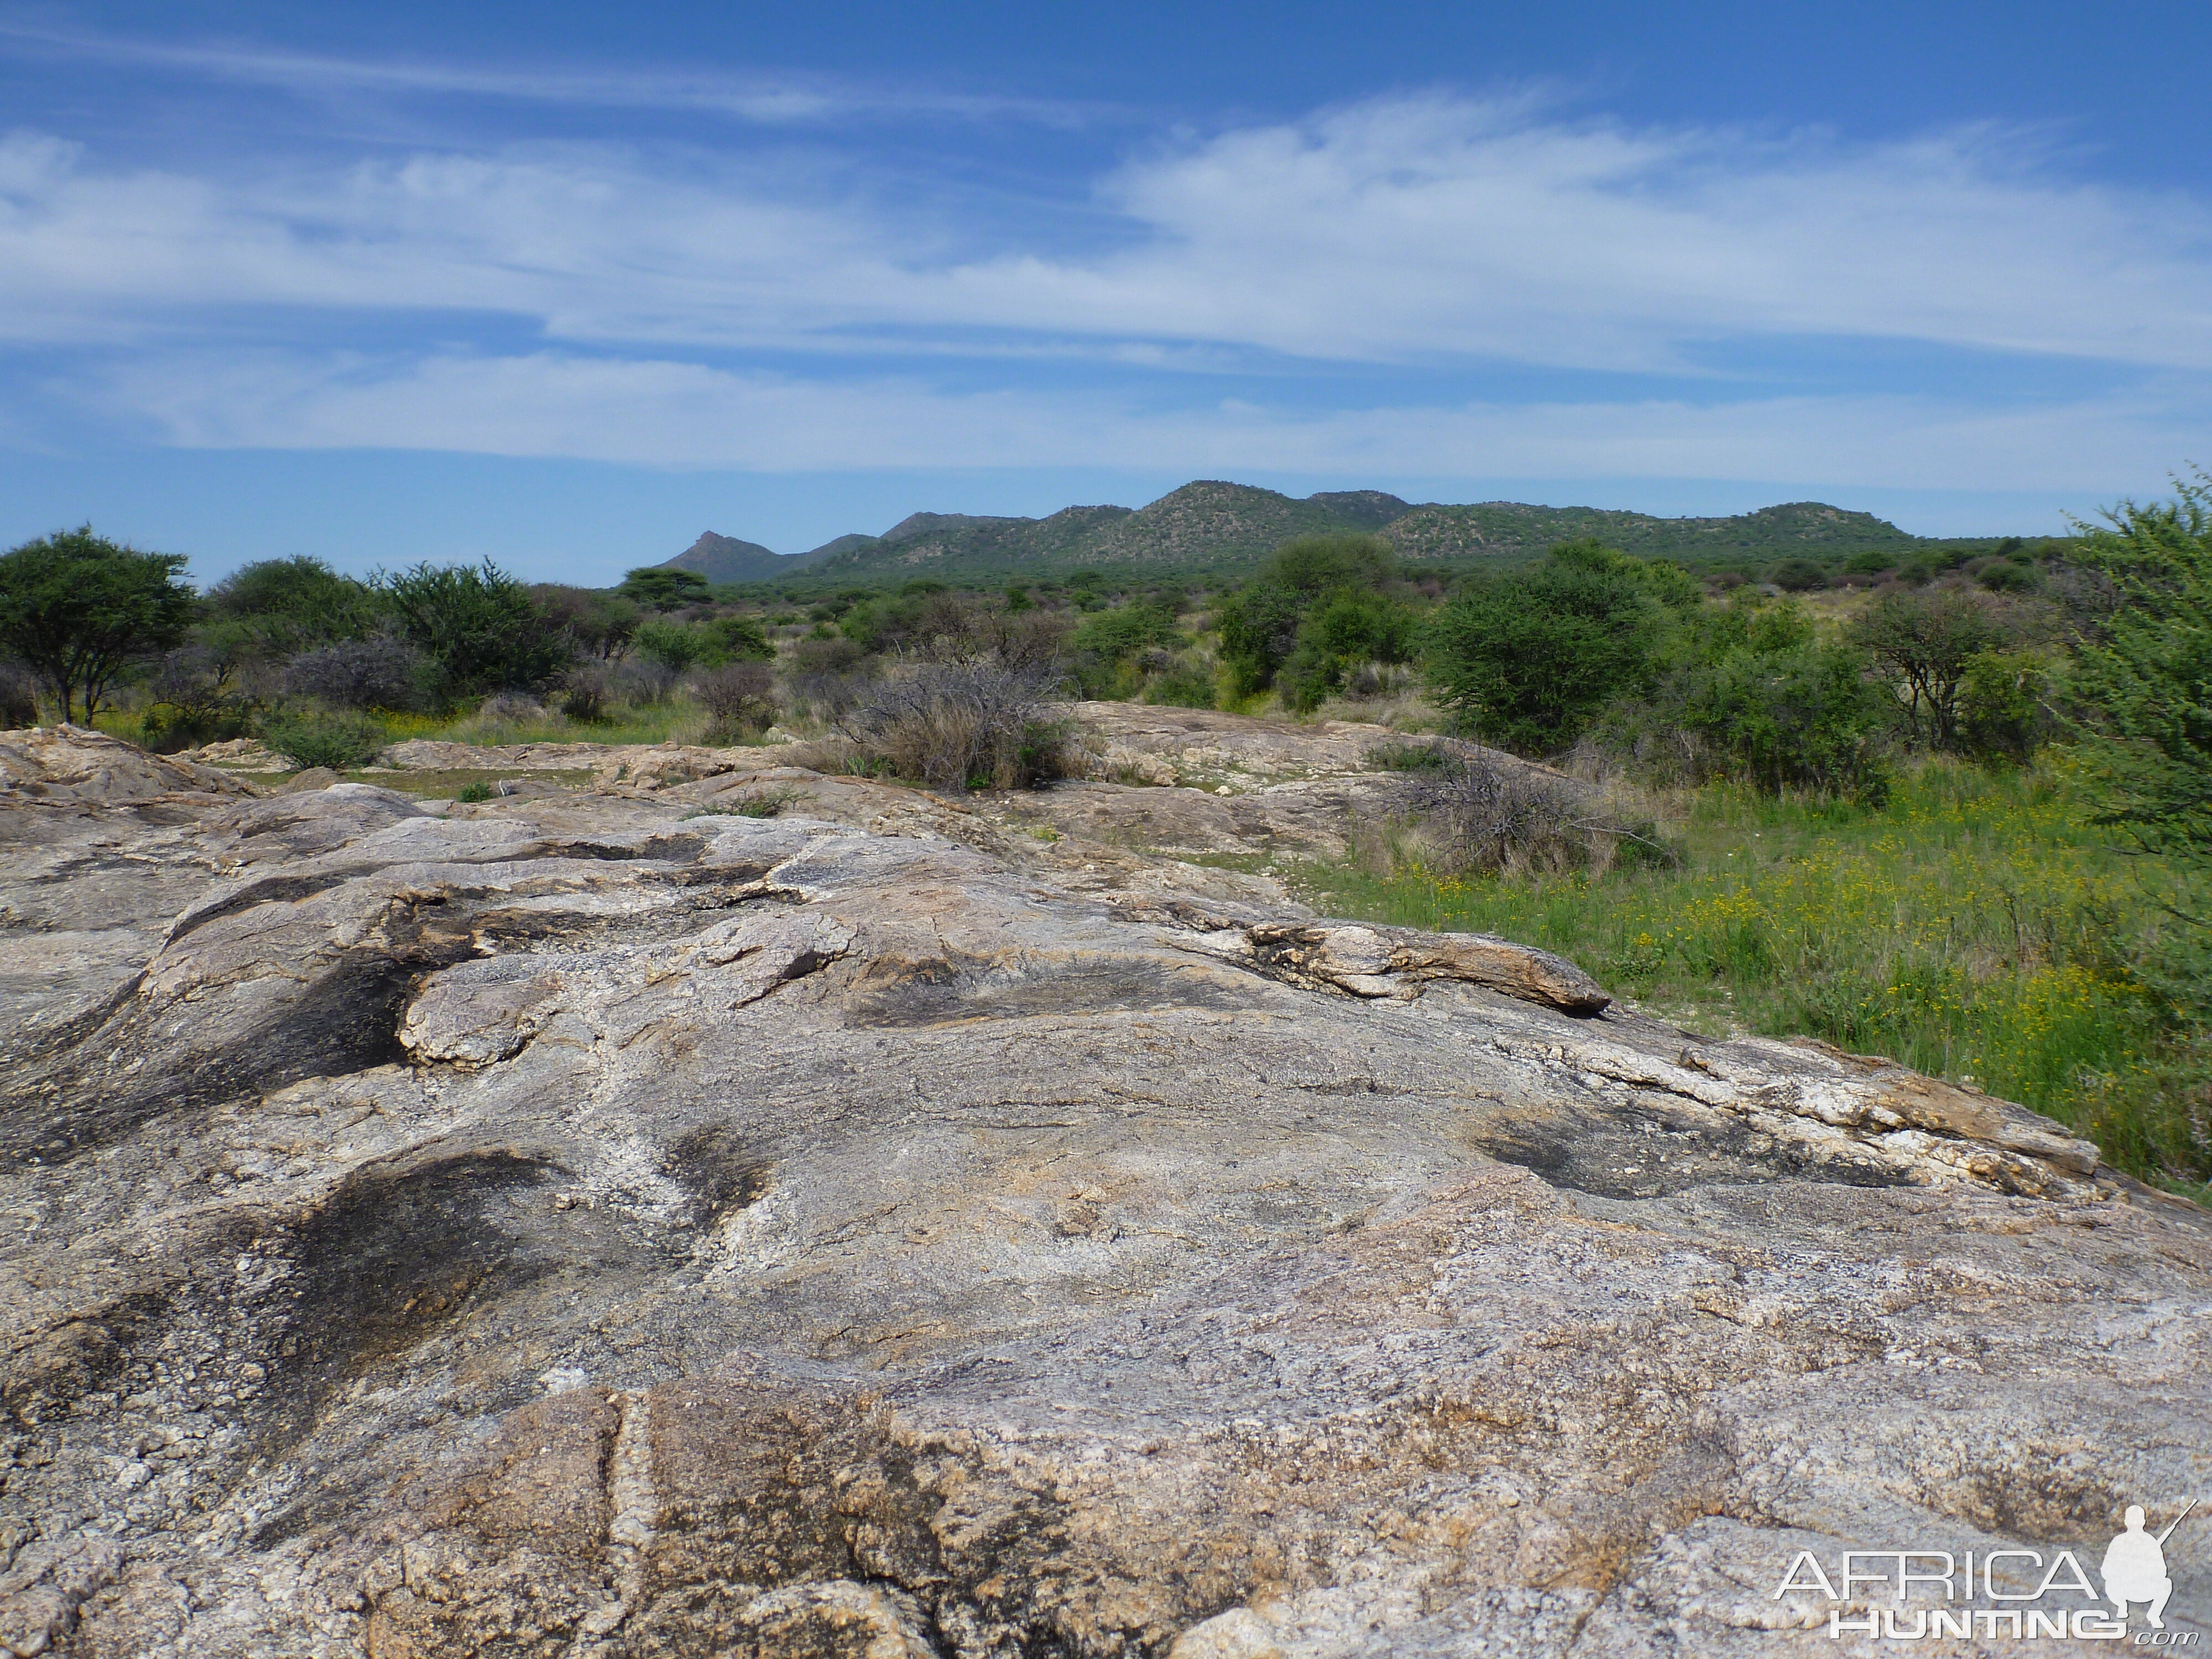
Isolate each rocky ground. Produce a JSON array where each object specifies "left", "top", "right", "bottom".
[{"left": 1, "top": 719, "right": 2206, "bottom": 1658}]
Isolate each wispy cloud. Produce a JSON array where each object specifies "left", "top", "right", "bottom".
[
  {"left": 0, "top": 23, "right": 1102, "bottom": 127},
  {"left": 87, "top": 347, "right": 2211, "bottom": 491},
  {"left": 2, "top": 92, "right": 2207, "bottom": 372},
  {"left": 2, "top": 71, "right": 2209, "bottom": 492}
]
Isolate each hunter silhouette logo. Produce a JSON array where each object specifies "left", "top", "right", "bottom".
[
  {"left": 1773, "top": 1498, "right": 2201, "bottom": 1643},
  {"left": 2105, "top": 1500, "right": 2194, "bottom": 1630}
]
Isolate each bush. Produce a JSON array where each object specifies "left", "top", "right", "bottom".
[
  {"left": 380, "top": 560, "right": 571, "bottom": 701},
  {"left": 1143, "top": 659, "right": 1218, "bottom": 709},
  {"left": 695, "top": 660, "right": 778, "bottom": 739},
  {"left": 1423, "top": 552, "right": 1667, "bottom": 754},
  {"left": 633, "top": 618, "right": 707, "bottom": 674},
  {"left": 612, "top": 659, "right": 679, "bottom": 706},
  {"left": 1853, "top": 588, "right": 2006, "bottom": 750},
  {"left": 1770, "top": 558, "right": 1830, "bottom": 592},
  {"left": 1276, "top": 588, "right": 1419, "bottom": 711},
  {"left": 140, "top": 643, "right": 258, "bottom": 752},
  {"left": 699, "top": 614, "right": 773, "bottom": 664},
  {"left": 1632, "top": 643, "right": 1896, "bottom": 803},
  {"left": 1214, "top": 533, "right": 1401, "bottom": 697},
  {"left": 209, "top": 556, "right": 381, "bottom": 653},
  {"left": 283, "top": 637, "right": 427, "bottom": 711},
  {"left": 259, "top": 709, "right": 387, "bottom": 771},
  {"left": 1978, "top": 560, "right": 2041, "bottom": 593},
  {"left": 1958, "top": 646, "right": 2054, "bottom": 762},
  {"left": 1390, "top": 753, "right": 1668, "bottom": 878},
  {"left": 561, "top": 662, "right": 613, "bottom": 723},
  {"left": 533, "top": 585, "right": 639, "bottom": 659},
  {"left": 837, "top": 662, "right": 1073, "bottom": 790},
  {"left": 784, "top": 635, "right": 873, "bottom": 719},
  {"left": 474, "top": 692, "right": 548, "bottom": 723},
  {"left": 2070, "top": 472, "right": 2212, "bottom": 872}
]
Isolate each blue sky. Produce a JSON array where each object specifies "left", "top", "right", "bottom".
[{"left": 3, "top": 1, "right": 2210, "bottom": 582}]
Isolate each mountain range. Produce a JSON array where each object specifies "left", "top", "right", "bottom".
[{"left": 660, "top": 479, "right": 1928, "bottom": 586}]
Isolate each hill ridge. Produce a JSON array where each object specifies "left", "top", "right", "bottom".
[{"left": 664, "top": 483, "right": 1927, "bottom": 585}]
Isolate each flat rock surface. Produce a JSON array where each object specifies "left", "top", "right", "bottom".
[{"left": 0, "top": 723, "right": 2205, "bottom": 1658}]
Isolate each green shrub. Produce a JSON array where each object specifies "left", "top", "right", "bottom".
[
  {"left": 455, "top": 782, "right": 494, "bottom": 803},
  {"left": 1423, "top": 552, "right": 1667, "bottom": 754},
  {"left": 1143, "top": 660, "right": 1218, "bottom": 709},
  {"left": 1770, "top": 558, "right": 1830, "bottom": 591},
  {"left": 1958, "top": 647, "right": 2054, "bottom": 762},
  {"left": 2070, "top": 472, "right": 2212, "bottom": 874},
  {"left": 380, "top": 560, "right": 571, "bottom": 701},
  {"left": 633, "top": 618, "right": 706, "bottom": 673},
  {"left": 699, "top": 614, "right": 773, "bottom": 664},
  {"left": 259, "top": 709, "right": 386, "bottom": 771}
]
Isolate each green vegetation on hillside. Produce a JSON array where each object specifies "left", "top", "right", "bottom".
[{"left": 669, "top": 480, "right": 2004, "bottom": 593}]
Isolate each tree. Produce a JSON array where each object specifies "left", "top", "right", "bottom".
[
  {"left": 379, "top": 560, "right": 570, "bottom": 701},
  {"left": 1215, "top": 532, "right": 1399, "bottom": 696},
  {"left": 0, "top": 528, "right": 194, "bottom": 723},
  {"left": 532, "top": 585, "right": 640, "bottom": 660},
  {"left": 2070, "top": 474, "right": 2212, "bottom": 873},
  {"left": 1853, "top": 588, "right": 2004, "bottom": 750},
  {"left": 207, "top": 555, "right": 380, "bottom": 651},
  {"left": 1423, "top": 550, "right": 1668, "bottom": 754},
  {"left": 617, "top": 567, "right": 712, "bottom": 612}
]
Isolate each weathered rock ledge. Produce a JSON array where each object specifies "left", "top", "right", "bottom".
[{"left": 0, "top": 724, "right": 2204, "bottom": 1658}]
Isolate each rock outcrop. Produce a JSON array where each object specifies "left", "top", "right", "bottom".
[{"left": 1, "top": 724, "right": 2205, "bottom": 1658}]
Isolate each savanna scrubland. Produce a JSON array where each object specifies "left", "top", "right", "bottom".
[{"left": 6, "top": 482, "right": 2201, "bottom": 1199}]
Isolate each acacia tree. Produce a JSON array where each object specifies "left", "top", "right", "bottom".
[
  {"left": 1852, "top": 588, "right": 2002, "bottom": 750},
  {"left": 2071, "top": 474, "right": 2212, "bottom": 874},
  {"left": 379, "top": 559, "right": 570, "bottom": 701},
  {"left": 0, "top": 528, "right": 194, "bottom": 723}
]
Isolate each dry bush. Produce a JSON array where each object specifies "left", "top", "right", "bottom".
[
  {"left": 1375, "top": 748, "right": 1673, "bottom": 878},
  {"left": 784, "top": 635, "right": 875, "bottom": 721},
  {"left": 612, "top": 659, "right": 679, "bottom": 706},
  {"left": 694, "top": 660, "right": 778, "bottom": 740},
  {"left": 561, "top": 662, "right": 612, "bottom": 723},
  {"left": 283, "top": 637, "right": 425, "bottom": 711},
  {"left": 476, "top": 691, "right": 548, "bottom": 723},
  {"left": 836, "top": 661, "right": 1074, "bottom": 791}
]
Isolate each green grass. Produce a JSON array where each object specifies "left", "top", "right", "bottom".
[
  {"left": 375, "top": 706, "right": 713, "bottom": 747},
  {"left": 1311, "top": 757, "right": 2211, "bottom": 1196}
]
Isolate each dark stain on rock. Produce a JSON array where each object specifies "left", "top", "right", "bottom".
[
  {"left": 665, "top": 1124, "right": 773, "bottom": 1230},
  {"left": 1472, "top": 1107, "right": 1914, "bottom": 1199},
  {"left": 846, "top": 952, "right": 1264, "bottom": 1027},
  {"left": 260, "top": 1151, "right": 557, "bottom": 1443}
]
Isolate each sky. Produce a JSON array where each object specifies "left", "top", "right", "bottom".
[{"left": 3, "top": 1, "right": 2210, "bottom": 583}]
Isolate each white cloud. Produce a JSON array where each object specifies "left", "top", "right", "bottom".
[
  {"left": 2, "top": 92, "right": 2210, "bottom": 372},
  {"left": 0, "top": 25, "right": 1097, "bottom": 127},
  {"left": 7, "top": 80, "right": 2212, "bottom": 498},
  {"left": 90, "top": 347, "right": 2211, "bottom": 492}
]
